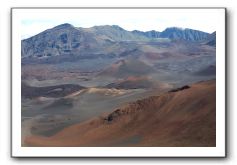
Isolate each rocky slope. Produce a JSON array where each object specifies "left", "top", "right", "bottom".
[{"left": 24, "top": 80, "right": 216, "bottom": 147}]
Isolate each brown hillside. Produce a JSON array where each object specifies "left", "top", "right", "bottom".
[{"left": 25, "top": 80, "right": 216, "bottom": 147}]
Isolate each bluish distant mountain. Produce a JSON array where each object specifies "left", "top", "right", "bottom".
[
  {"left": 205, "top": 32, "right": 216, "bottom": 46},
  {"left": 132, "top": 27, "right": 209, "bottom": 41},
  {"left": 159, "top": 27, "right": 209, "bottom": 41},
  {"left": 132, "top": 30, "right": 160, "bottom": 38},
  {"left": 21, "top": 23, "right": 210, "bottom": 59}
]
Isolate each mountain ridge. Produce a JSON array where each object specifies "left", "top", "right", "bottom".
[{"left": 21, "top": 23, "right": 212, "bottom": 59}]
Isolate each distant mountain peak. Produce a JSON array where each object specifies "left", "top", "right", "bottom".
[
  {"left": 111, "top": 25, "right": 125, "bottom": 30},
  {"left": 92, "top": 25, "right": 125, "bottom": 31},
  {"left": 165, "top": 27, "right": 184, "bottom": 30},
  {"left": 53, "top": 23, "right": 74, "bottom": 30},
  {"left": 132, "top": 27, "right": 209, "bottom": 41},
  {"left": 160, "top": 27, "right": 209, "bottom": 41},
  {"left": 163, "top": 27, "right": 207, "bottom": 33}
]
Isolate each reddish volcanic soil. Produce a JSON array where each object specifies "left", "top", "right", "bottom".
[{"left": 25, "top": 80, "right": 216, "bottom": 147}]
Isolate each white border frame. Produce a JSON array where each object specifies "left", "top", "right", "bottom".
[{"left": 11, "top": 8, "right": 226, "bottom": 157}]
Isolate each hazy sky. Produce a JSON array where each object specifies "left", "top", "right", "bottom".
[{"left": 19, "top": 9, "right": 220, "bottom": 39}]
